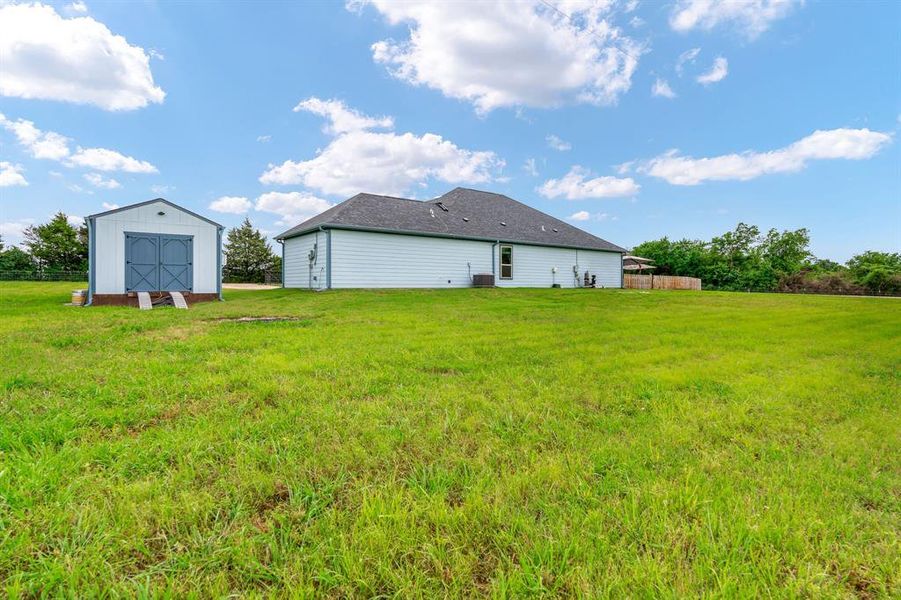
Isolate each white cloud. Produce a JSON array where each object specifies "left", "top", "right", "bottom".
[
  {"left": 67, "top": 214, "right": 84, "bottom": 227},
  {"left": 358, "top": 0, "right": 642, "bottom": 114},
  {"left": 546, "top": 134, "right": 572, "bottom": 151},
  {"left": 149, "top": 49, "right": 165, "bottom": 61},
  {"left": 675, "top": 47, "right": 701, "bottom": 76},
  {"left": 67, "top": 147, "right": 158, "bottom": 173},
  {"left": 256, "top": 135, "right": 272, "bottom": 143},
  {"left": 670, "top": 0, "right": 800, "bottom": 38},
  {"left": 0, "top": 3, "right": 165, "bottom": 110},
  {"left": 697, "top": 57, "right": 728, "bottom": 85},
  {"left": 0, "top": 113, "right": 71, "bottom": 160},
  {"left": 67, "top": 183, "right": 92, "bottom": 194},
  {"left": 0, "top": 113, "right": 157, "bottom": 175},
  {"left": 652, "top": 78, "right": 676, "bottom": 98},
  {"left": 209, "top": 196, "right": 252, "bottom": 214},
  {"left": 0, "top": 162, "right": 28, "bottom": 187},
  {"left": 101, "top": 202, "right": 119, "bottom": 210},
  {"left": 83, "top": 172, "right": 120, "bottom": 189},
  {"left": 629, "top": 16, "right": 644, "bottom": 28},
  {"left": 64, "top": 1, "right": 88, "bottom": 14},
  {"left": 260, "top": 98, "right": 503, "bottom": 197},
  {"left": 567, "top": 210, "right": 615, "bottom": 222},
  {"left": 637, "top": 128, "right": 892, "bottom": 185},
  {"left": 151, "top": 184, "right": 172, "bottom": 195},
  {"left": 294, "top": 97, "right": 393, "bottom": 134},
  {"left": 0, "top": 218, "right": 35, "bottom": 244},
  {"left": 523, "top": 158, "right": 539, "bottom": 177},
  {"left": 255, "top": 191, "right": 334, "bottom": 225},
  {"left": 539, "top": 166, "right": 640, "bottom": 199}
]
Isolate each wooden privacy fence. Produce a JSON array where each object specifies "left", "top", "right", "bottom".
[{"left": 624, "top": 274, "right": 702, "bottom": 290}]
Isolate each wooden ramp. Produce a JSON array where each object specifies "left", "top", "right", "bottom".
[
  {"left": 170, "top": 291, "right": 188, "bottom": 309},
  {"left": 137, "top": 292, "right": 152, "bottom": 310}
]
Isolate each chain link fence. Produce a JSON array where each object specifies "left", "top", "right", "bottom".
[{"left": 0, "top": 271, "right": 88, "bottom": 282}]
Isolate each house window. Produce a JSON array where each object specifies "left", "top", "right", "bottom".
[{"left": 500, "top": 245, "right": 513, "bottom": 279}]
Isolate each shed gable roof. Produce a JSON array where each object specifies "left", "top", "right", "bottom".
[
  {"left": 86, "top": 198, "right": 223, "bottom": 228},
  {"left": 276, "top": 188, "right": 625, "bottom": 252}
]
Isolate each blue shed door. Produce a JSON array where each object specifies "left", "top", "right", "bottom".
[
  {"left": 159, "top": 236, "right": 193, "bottom": 291},
  {"left": 125, "top": 234, "right": 193, "bottom": 292},
  {"left": 125, "top": 234, "right": 159, "bottom": 292}
]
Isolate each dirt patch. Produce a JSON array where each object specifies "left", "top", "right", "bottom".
[
  {"left": 258, "top": 482, "right": 292, "bottom": 513},
  {"left": 222, "top": 283, "right": 279, "bottom": 290},
  {"left": 215, "top": 316, "right": 302, "bottom": 323}
]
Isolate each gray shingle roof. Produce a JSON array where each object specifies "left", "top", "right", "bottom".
[{"left": 275, "top": 187, "right": 625, "bottom": 253}]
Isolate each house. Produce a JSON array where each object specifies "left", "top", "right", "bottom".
[
  {"left": 85, "top": 199, "right": 223, "bottom": 305},
  {"left": 276, "top": 187, "right": 626, "bottom": 289}
]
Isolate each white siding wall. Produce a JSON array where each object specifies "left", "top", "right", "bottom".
[
  {"left": 93, "top": 200, "right": 219, "bottom": 294},
  {"left": 283, "top": 230, "right": 329, "bottom": 289},
  {"left": 297, "top": 229, "right": 623, "bottom": 289},
  {"left": 495, "top": 245, "right": 622, "bottom": 288},
  {"left": 576, "top": 249, "right": 622, "bottom": 288},
  {"left": 495, "top": 244, "right": 576, "bottom": 288},
  {"left": 330, "top": 230, "right": 493, "bottom": 288}
]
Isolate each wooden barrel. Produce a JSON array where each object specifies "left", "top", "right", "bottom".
[{"left": 72, "top": 290, "right": 86, "bottom": 306}]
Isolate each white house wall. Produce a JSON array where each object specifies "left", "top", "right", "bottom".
[
  {"left": 575, "top": 249, "right": 622, "bottom": 288},
  {"left": 330, "top": 230, "right": 493, "bottom": 288},
  {"left": 93, "top": 201, "right": 219, "bottom": 294},
  {"left": 288, "top": 229, "right": 621, "bottom": 289},
  {"left": 283, "top": 230, "right": 329, "bottom": 290}
]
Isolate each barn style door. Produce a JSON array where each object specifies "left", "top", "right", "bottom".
[
  {"left": 159, "top": 236, "right": 193, "bottom": 291},
  {"left": 125, "top": 234, "right": 159, "bottom": 292},
  {"left": 125, "top": 233, "right": 193, "bottom": 292}
]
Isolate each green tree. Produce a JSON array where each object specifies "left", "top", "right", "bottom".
[
  {"left": 23, "top": 213, "right": 87, "bottom": 273},
  {"left": 0, "top": 246, "right": 35, "bottom": 274},
  {"left": 846, "top": 251, "right": 901, "bottom": 294},
  {"left": 761, "top": 228, "right": 811, "bottom": 278},
  {"left": 223, "top": 218, "right": 278, "bottom": 283}
]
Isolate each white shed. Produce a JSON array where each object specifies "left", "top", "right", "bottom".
[{"left": 85, "top": 199, "right": 223, "bottom": 305}]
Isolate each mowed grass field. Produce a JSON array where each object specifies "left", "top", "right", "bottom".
[{"left": 1, "top": 283, "right": 898, "bottom": 597}]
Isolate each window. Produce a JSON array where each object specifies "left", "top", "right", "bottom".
[{"left": 500, "top": 245, "right": 513, "bottom": 279}]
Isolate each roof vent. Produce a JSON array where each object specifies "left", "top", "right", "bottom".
[
  {"left": 552, "top": 228, "right": 558, "bottom": 232},
  {"left": 541, "top": 225, "right": 546, "bottom": 231},
  {"left": 500, "top": 221, "right": 507, "bottom": 226},
  {"left": 462, "top": 217, "right": 469, "bottom": 222},
  {"left": 436, "top": 201, "right": 449, "bottom": 212},
  {"left": 429, "top": 208, "right": 435, "bottom": 218}
]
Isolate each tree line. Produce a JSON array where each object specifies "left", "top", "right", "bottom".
[
  {"left": 2, "top": 213, "right": 897, "bottom": 294},
  {"left": 632, "top": 223, "right": 900, "bottom": 295},
  {"left": 0, "top": 213, "right": 281, "bottom": 283}
]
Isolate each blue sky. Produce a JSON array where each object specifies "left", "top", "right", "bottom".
[{"left": 0, "top": 0, "right": 898, "bottom": 262}]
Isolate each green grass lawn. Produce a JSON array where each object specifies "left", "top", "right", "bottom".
[{"left": 1, "top": 282, "right": 898, "bottom": 597}]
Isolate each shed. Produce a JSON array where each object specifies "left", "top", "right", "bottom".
[{"left": 85, "top": 198, "right": 223, "bottom": 306}]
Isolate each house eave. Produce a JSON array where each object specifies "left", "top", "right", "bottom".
[{"left": 277, "top": 223, "right": 626, "bottom": 254}]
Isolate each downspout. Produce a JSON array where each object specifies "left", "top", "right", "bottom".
[
  {"left": 620, "top": 252, "right": 624, "bottom": 289},
  {"left": 279, "top": 239, "right": 285, "bottom": 288},
  {"left": 325, "top": 227, "right": 332, "bottom": 290},
  {"left": 215, "top": 227, "right": 222, "bottom": 300},
  {"left": 308, "top": 230, "right": 315, "bottom": 290},
  {"left": 86, "top": 216, "right": 95, "bottom": 306},
  {"left": 492, "top": 241, "right": 499, "bottom": 279}
]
